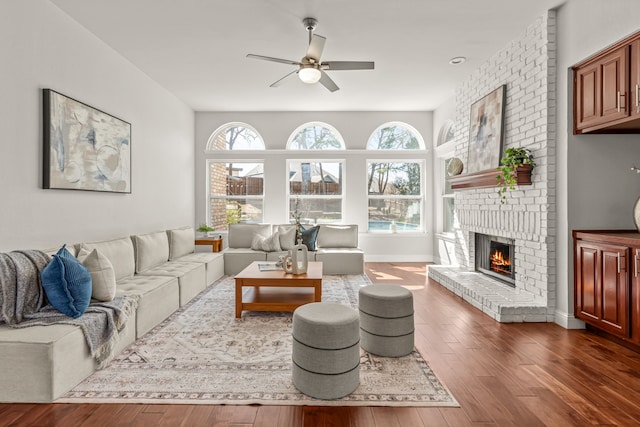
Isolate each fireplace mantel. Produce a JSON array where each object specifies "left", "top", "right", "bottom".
[{"left": 448, "top": 165, "right": 533, "bottom": 190}]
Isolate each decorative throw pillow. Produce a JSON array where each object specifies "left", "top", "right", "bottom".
[
  {"left": 167, "top": 227, "right": 195, "bottom": 260},
  {"left": 77, "top": 247, "right": 117, "bottom": 302},
  {"left": 278, "top": 225, "right": 297, "bottom": 250},
  {"left": 41, "top": 245, "right": 92, "bottom": 318},
  {"left": 300, "top": 225, "right": 320, "bottom": 251},
  {"left": 251, "top": 231, "right": 282, "bottom": 252}
]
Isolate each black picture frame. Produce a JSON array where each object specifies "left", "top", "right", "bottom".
[{"left": 43, "top": 89, "right": 131, "bottom": 193}]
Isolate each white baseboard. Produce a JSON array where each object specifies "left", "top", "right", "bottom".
[
  {"left": 364, "top": 255, "right": 432, "bottom": 263},
  {"left": 554, "top": 310, "right": 586, "bottom": 329}
]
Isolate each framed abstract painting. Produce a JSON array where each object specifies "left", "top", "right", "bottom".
[
  {"left": 465, "top": 85, "right": 506, "bottom": 174},
  {"left": 43, "top": 89, "right": 131, "bottom": 193}
]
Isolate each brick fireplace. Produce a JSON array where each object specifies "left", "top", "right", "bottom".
[{"left": 429, "top": 11, "right": 556, "bottom": 323}]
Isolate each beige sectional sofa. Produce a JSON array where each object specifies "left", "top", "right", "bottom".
[
  {"left": 0, "top": 226, "right": 223, "bottom": 403},
  {"left": 223, "top": 223, "right": 364, "bottom": 276}
]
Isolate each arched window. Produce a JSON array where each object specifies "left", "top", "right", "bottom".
[
  {"left": 366, "top": 122, "right": 425, "bottom": 233},
  {"left": 206, "top": 122, "right": 265, "bottom": 151},
  {"left": 366, "top": 122, "right": 424, "bottom": 150},
  {"left": 437, "top": 119, "right": 455, "bottom": 147},
  {"left": 287, "top": 122, "right": 345, "bottom": 150}
]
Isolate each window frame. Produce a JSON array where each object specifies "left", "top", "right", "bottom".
[
  {"left": 205, "top": 122, "right": 265, "bottom": 151},
  {"left": 287, "top": 122, "right": 345, "bottom": 150},
  {"left": 366, "top": 158, "right": 425, "bottom": 233},
  {"left": 366, "top": 122, "right": 426, "bottom": 151},
  {"left": 206, "top": 159, "right": 266, "bottom": 228},
  {"left": 434, "top": 138, "right": 456, "bottom": 237},
  {"left": 286, "top": 158, "right": 345, "bottom": 225}
]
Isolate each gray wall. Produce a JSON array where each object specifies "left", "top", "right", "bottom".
[
  {"left": 556, "top": 0, "right": 640, "bottom": 326},
  {"left": 195, "top": 111, "right": 433, "bottom": 261},
  {"left": 0, "top": 1, "right": 195, "bottom": 251}
]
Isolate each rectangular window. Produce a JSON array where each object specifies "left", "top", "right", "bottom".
[
  {"left": 208, "top": 161, "right": 264, "bottom": 229},
  {"left": 367, "top": 161, "right": 423, "bottom": 232},
  {"left": 442, "top": 158, "right": 455, "bottom": 234},
  {"left": 288, "top": 160, "right": 343, "bottom": 224}
]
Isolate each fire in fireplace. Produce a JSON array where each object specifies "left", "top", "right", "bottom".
[{"left": 475, "top": 233, "right": 515, "bottom": 286}]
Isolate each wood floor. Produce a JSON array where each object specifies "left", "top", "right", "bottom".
[{"left": 2, "top": 262, "right": 640, "bottom": 426}]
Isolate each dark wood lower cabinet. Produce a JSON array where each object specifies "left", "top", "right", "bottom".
[
  {"left": 632, "top": 247, "right": 640, "bottom": 344},
  {"left": 575, "top": 238, "right": 628, "bottom": 337},
  {"left": 574, "top": 230, "right": 640, "bottom": 348}
]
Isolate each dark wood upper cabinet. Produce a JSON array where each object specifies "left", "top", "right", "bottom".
[
  {"left": 631, "top": 38, "right": 640, "bottom": 119},
  {"left": 573, "top": 31, "right": 640, "bottom": 134}
]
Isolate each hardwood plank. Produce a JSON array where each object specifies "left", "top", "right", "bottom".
[{"left": 253, "top": 406, "right": 282, "bottom": 427}]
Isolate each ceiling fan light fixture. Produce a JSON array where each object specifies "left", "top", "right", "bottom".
[{"left": 298, "top": 66, "right": 321, "bottom": 84}]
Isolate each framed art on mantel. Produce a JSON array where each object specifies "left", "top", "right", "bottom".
[
  {"left": 465, "top": 85, "right": 506, "bottom": 174},
  {"left": 43, "top": 89, "right": 131, "bottom": 193}
]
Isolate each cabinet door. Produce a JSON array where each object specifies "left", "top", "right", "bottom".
[
  {"left": 575, "top": 63, "right": 600, "bottom": 131},
  {"left": 574, "top": 45, "right": 630, "bottom": 132},
  {"left": 631, "top": 39, "right": 640, "bottom": 118},
  {"left": 575, "top": 242, "right": 599, "bottom": 321},
  {"left": 600, "top": 246, "right": 629, "bottom": 336},
  {"left": 575, "top": 241, "right": 629, "bottom": 337},
  {"left": 600, "top": 46, "right": 629, "bottom": 123},
  {"left": 632, "top": 248, "right": 640, "bottom": 344}
]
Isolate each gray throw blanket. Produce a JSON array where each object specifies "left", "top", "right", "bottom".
[{"left": 0, "top": 250, "right": 139, "bottom": 368}]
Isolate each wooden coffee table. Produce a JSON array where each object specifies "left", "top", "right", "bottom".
[{"left": 234, "top": 261, "right": 323, "bottom": 318}]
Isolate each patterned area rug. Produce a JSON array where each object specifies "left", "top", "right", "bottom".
[{"left": 59, "top": 275, "right": 458, "bottom": 407}]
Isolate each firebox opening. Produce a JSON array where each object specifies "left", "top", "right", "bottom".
[{"left": 475, "top": 233, "right": 515, "bottom": 286}]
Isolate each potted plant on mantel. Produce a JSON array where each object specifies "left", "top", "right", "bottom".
[{"left": 496, "top": 147, "right": 536, "bottom": 204}]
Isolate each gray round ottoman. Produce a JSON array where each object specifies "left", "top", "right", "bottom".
[
  {"left": 359, "top": 284, "right": 414, "bottom": 357},
  {"left": 292, "top": 302, "right": 360, "bottom": 400}
]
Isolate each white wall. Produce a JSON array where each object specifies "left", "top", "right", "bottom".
[
  {"left": 195, "top": 111, "right": 432, "bottom": 261},
  {"left": 0, "top": 1, "right": 195, "bottom": 252},
  {"left": 556, "top": 0, "right": 640, "bottom": 327}
]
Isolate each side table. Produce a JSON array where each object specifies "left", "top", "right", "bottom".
[{"left": 195, "top": 238, "right": 223, "bottom": 252}]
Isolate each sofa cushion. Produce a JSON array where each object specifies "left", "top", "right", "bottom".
[
  {"left": 132, "top": 231, "right": 170, "bottom": 273},
  {"left": 81, "top": 236, "right": 135, "bottom": 281},
  {"left": 167, "top": 227, "right": 195, "bottom": 260},
  {"left": 300, "top": 225, "right": 320, "bottom": 251},
  {"left": 316, "top": 224, "right": 358, "bottom": 248},
  {"left": 116, "top": 275, "right": 179, "bottom": 337},
  {"left": 315, "top": 248, "right": 364, "bottom": 275},
  {"left": 277, "top": 225, "right": 297, "bottom": 250},
  {"left": 228, "top": 224, "right": 272, "bottom": 248},
  {"left": 77, "top": 247, "right": 116, "bottom": 302},
  {"left": 251, "top": 231, "right": 282, "bottom": 252},
  {"left": 41, "top": 245, "right": 92, "bottom": 318}
]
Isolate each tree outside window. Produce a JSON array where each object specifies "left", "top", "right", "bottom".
[{"left": 367, "top": 161, "right": 422, "bottom": 232}]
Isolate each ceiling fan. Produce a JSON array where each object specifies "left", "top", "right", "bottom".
[{"left": 246, "top": 18, "right": 374, "bottom": 92}]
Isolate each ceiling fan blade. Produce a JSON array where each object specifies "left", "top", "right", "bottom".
[
  {"left": 323, "top": 61, "right": 375, "bottom": 70},
  {"left": 246, "top": 54, "right": 300, "bottom": 66},
  {"left": 270, "top": 69, "right": 298, "bottom": 87},
  {"left": 306, "top": 34, "right": 326, "bottom": 62},
  {"left": 319, "top": 70, "right": 339, "bottom": 92}
]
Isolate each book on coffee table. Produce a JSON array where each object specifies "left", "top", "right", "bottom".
[{"left": 257, "top": 262, "right": 282, "bottom": 271}]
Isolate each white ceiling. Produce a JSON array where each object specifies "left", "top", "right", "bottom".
[{"left": 50, "top": 0, "right": 565, "bottom": 112}]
